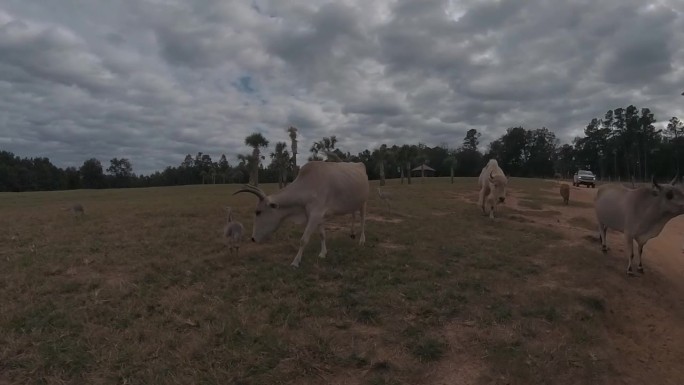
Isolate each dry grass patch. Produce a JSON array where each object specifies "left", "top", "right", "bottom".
[
  {"left": 569, "top": 216, "right": 597, "bottom": 231},
  {"left": 1, "top": 178, "right": 683, "bottom": 384}
]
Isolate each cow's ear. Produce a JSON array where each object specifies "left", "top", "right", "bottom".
[
  {"left": 651, "top": 175, "right": 662, "bottom": 195},
  {"left": 652, "top": 182, "right": 662, "bottom": 197},
  {"left": 652, "top": 175, "right": 661, "bottom": 189}
]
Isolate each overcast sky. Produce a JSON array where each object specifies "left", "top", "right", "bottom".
[{"left": 1, "top": 0, "right": 683, "bottom": 175}]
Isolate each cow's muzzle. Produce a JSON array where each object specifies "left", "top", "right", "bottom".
[{"left": 499, "top": 197, "right": 506, "bottom": 203}]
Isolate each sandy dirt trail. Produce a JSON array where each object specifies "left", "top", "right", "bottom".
[{"left": 541, "top": 181, "right": 684, "bottom": 287}]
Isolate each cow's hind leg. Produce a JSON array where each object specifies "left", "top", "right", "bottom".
[
  {"left": 598, "top": 223, "right": 608, "bottom": 253},
  {"left": 625, "top": 235, "right": 636, "bottom": 276},
  {"left": 318, "top": 224, "right": 327, "bottom": 259}
]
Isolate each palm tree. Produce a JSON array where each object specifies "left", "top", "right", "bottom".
[
  {"left": 287, "top": 126, "right": 299, "bottom": 178},
  {"left": 395, "top": 146, "right": 407, "bottom": 184},
  {"left": 210, "top": 167, "right": 217, "bottom": 184},
  {"left": 373, "top": 144, "right": 389, "bottom": 186},
  {"left": 270, "top": 142, "right": 291, "bottom": 189},
  {"left": 310, "top": 136, "right": 338, "bottom": 161},
  {"left": 444, "top": 153, "right": 457, "bottom": 184},
  {"left": 244, "top": 132, "right": 269, "bottom": 186},
  {"left": 398, "top": 145, "right": 418, "bottom": 185},
  {"left": 237, "top": 153, "right": 254, "bottom": 184}
]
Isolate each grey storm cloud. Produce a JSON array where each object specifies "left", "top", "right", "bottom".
[{"left": 0, "top": 0, "right": 683, "bottom": 174}]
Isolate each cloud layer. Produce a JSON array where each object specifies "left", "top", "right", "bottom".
[{"left": 1, "top": 0, "right": 683, "bottom": 174}]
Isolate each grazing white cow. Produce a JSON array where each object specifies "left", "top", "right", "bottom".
[
  {"left": 233, "top": 161, "right": 369, "bottom": 268},
  {"left": 477, "top": 159, "right": 508, "bottom": 218},
  {"left": 595, "top": 175, "right": 684, "bottom": 275}
]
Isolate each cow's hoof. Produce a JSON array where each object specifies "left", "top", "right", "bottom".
[
  {"left": 601, "top": 247, "right": 608, "bottom": 254},
  {"left": 637, "top": 266, "right": 644, "bottom": 274},
  {"left": 318, "top": 252, "right": 327, "bottom": 259},
  {"left": 290, "top": 263, "right": 300, "bottom": 269},
  {"left": 626, "top": 269, "right": 636, "bottom": 277},
  {"left": 350, "top": 234, "right": 356, "bottom": 239}
]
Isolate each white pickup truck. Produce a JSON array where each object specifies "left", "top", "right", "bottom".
[{"left": 573, "top": 169, "right": 596, "bottom": 188}]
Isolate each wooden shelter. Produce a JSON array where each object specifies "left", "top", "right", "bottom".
[{"left": 411, "top": 164, "right": 436, "bottom": 177}]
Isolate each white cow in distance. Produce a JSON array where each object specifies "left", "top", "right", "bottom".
[{"left": 477, "top": 159, "right": 508, "bottom": 219}]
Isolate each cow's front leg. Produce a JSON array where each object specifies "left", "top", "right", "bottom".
[
  {"left": 478, "top": 188, "right": 486, "bottom": 214},
  {"left": 318, "top": 224, "right": 327, "bottom": 259},
  {"left": 291, "top": 218, "right": 321, "bottom": 268},
  {"left": 625, "top": 236, "right": 635, "bottom": 276},
  {"left": 487, "top": 197, "right": 495, "bottom": 219},
  {"left": 350, "top": 212, "right": 356, "bottom": 239},
  {"left": 636, "top": 242, "right": 645, "bottom": 274}
]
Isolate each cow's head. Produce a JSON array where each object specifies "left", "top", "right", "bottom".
[
  {"left": 233, "top": 185, "right": 285, "bottom": 242},
  {"left": 652, "top": 174, "right": 684, "bottom": 214},
  {"left": 488, "top": 171, "right": 508, "bottom": 204}
]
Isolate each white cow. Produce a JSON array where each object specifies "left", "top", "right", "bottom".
[
  {"left": 233, "top": 160, "right": 369, "bottom": 268},
  {"left": 477, "top": 159, "right": 508, "bottom": 218},
  {"left": 595, "top": 175, "right": 684, "bottom": 275}
]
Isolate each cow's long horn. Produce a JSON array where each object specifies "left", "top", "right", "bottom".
[
  {"left": 233, "top": 184, "right": 266, "bottom": 200},
  {"left": 670, "top": 173, "right": 680, "bottom": 185}
]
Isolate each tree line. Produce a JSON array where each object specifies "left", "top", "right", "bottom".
[{"left": 1, "top": 105, "right": 682, "bottom": 192}]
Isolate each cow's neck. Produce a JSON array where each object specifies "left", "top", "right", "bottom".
[
  {"left": 270, "top": 185, "right": 309, "bottom": 223},
  {"left": 270, "top": 184, "right": 307, "bottom": 208},
  {"left": 640, "top": 194, "right": 678, "bottom": 237},
  {"left": 641, "top": 212, "right": 676, "bottom": 241}
]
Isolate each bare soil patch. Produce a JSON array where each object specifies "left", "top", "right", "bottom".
[{"left": 447, "top": 178, "right": 684, "bottom": 384}]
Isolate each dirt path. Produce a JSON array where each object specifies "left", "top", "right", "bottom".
[
  {"left": 456, "top": 181, "right": 684, "bottom": 385},
  {"left": 537, "top": 181, "right": 684, "bottom": 289}
]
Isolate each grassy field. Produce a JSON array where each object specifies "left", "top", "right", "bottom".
[{"left": 1, "top": 177, "right": 683, "bottom": 384}]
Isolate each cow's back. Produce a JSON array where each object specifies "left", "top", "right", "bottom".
[
  {"left": 297, "top": 161, "right": 369, "bottom": 213},
  {"left": 478, "top": 159, "right": 504, "bottom": 187}
]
